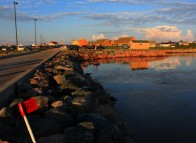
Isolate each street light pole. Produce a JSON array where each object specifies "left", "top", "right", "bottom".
[
  {"left": 34, "top": 18, "right": 37, "bottom": 48},
  {"left": 14, "top": 1, "right": 18, "bottom": 50}
]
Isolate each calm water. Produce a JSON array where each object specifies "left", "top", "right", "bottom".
[{"left": 83, "top": 55, "right": 196, "bottom": 143}]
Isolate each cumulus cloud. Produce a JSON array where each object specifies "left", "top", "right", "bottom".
[
  {"left": 132, "top": 25, "right": 194, "bottom": 42},
  {"left": 92, "top": 34, "right": 106, "bottom": 40},
  {"left": 112, "top": 34, "right": 129, "bottom": 40},
  {"left": 149, "top": 57, "right": 181, "bottom": 70}
]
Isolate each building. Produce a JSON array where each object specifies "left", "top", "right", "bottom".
[
  {"left": 130, "top": 40, "right": 150, "bottom": 49},
  {"left": 149, "top": 41, "right": 156, "bottom": 48},
  {"left": 178, "top": 41, "right": 189, "bottom": 46},
  {"left": 94, "top": 39, "right": 112, "bottom": 46},
  {"left": 72, "top": 40, "right": 79, "bottom": 46},
  {"left": 79, "top": 38, "right": 88, "bottom": 47},
  {"left": 113, "top": 37, "right": 136, "bottom": 47},
  {"left": 48, "top": 41, "right": 58, "bottom": 46},
  {"left": 159, "top": 41, "right": 176, "bottom": 47}
]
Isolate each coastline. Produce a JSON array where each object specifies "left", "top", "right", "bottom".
[
  {"left": 0, "top": 51, "right": 136, "bottom": 143},
  {"left": 1, "top": 49, "right": 196, "bottom": 142}
]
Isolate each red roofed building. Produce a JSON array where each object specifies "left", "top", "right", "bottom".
[{"left": 79, "top": 38, "right": 88, "bottom": 47}]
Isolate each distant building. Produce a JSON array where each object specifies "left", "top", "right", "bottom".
[
  {"left": 178, "top": 41, "right": 189, "bottom": 46},
  {"left": 72, "top": 40, "right": 79, "bottom": 46},
  {"left": 87, "top": 41, "right": 96, "bottom": 47},
  {"left": 159, "top": 41, "right": 176, "bottom": 47},
  {"left": 113, "top": 37, "right": 136, "bottom": 46},
  {"left": 48, "top": 41, "right": 58, "bottom": 46},
  {"left": 94, "top": 39, "right": 112, "bottom": 46},
  {"left": 130, "top": 40, "right": 150, "bottom": 49},
  {"left": 79, "top": 38, "right": 88, "bottom": 47},
  {"left": 149, "top": 41, "right": 156, "bottom": 48}
]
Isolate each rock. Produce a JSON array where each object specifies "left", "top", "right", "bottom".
[
  {"left": 0, "top": 107, "right": 9, "bottom": 118},
  {"left": 63, "top": 122, "right": 94, "bottom": 143},
  {"left": 53, "top": 74, "right": 66, "bottom": 85},
  {"left": 29, "top": 78, "right": 39, "bottom": 85},
  {"left": 38, "top": 134, "right": 66, "bottom": 143},
  {"left": 71, "top": 88, "right": 92, "bottom": 97},
  {"left": 59, "top": 79, "right": 78, "bottom": 91},
  {"left": 0, "top": 123, "right": 19, "bottom": 142},
  {"left": 0, "top": 106, "right": 17, "bottom": 126},
  {"left": 18, "top": 117, "right": 62, "bottom": 139},
  {"left": 45, "top": 108, "right": 75, "bottom": 129},
  {"left": 51, "top": 101, "right": 64, "bottom": 108},
  {"left": 94, "top": 105, "right": 114, "bottom": 117},
  {"left": 33, "top": 96, "right": 49, "bottom": 111},
  {"left": 68, "top": 96, "right": 94, "bottom": 116},
  {"left": 54, "top": 65, "right": 73, "bottom": 71},
  {"left": 8, "top": 98, "right": 22, "bottom": 114},
  {"left": 77, "top": 113, "right": 114, "bottom": 143},
  {"left": 94, "top": 88, "right": 110, "bottom": 105},
  {"left": 17, "top": 82, "right": 32, "bottom": 92}
]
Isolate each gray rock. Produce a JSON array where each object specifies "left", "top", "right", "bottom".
[
  {"left": 0, "top": 123, "right": 19, "bottom": 142},
  {"left": 45, "top": 108, "right": 75, "bottom": 129},
  {"left": 94, "top": 88, "right": 110, "bottom": 105},
  {"left": 33, "top": 96, "right": 49, "bottom": 111},
  {"left": 71, "top": 88, "right": 92, "bottom": 97},
  {"left": 18, "top": 117, "right": 62, "bottom": 139},
  {"left": 63, "top": 122, "right": 94, "bottom": 143},
  {"left": 38, "top": 134, "right": 66, "bottom": 143},
  {"left": 68, "top": 96, "right": 94, "bottom": 116},
  {"left": 53, "top": 74, "right": 66, "bottom": 85},
  {"left": 51, "top": 100, "right": 64, "bottom": 108},
  {"left": 77, "top": 113, "right": 114, "bottom": 143},
  {"left": 94, "top": 105, "right": 114, "bottom": 117}
]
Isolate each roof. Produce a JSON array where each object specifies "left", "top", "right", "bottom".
[
  {"left": 113, "top": 37, "right": 136, "bottom": 44},
  {"left": 132, "top": 40, "right": 149, "bottom": 43},
  {"left": 95, "top": 39, "right": 108, "bottom": 45}
]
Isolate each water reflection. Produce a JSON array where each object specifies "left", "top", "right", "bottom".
[
  {"left": 83, "top": 55, "right": 196, "bottom": 143},
  {"left": 81, "top": 56, "right": 166, "bottom": 71}
]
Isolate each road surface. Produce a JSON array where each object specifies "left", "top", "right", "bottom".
[{"left": 0, "top": 48, "right": 61, "bottom": 88}]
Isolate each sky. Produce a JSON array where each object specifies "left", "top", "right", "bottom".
[{"left": 0, "top": 0, "right": 195, "bottom": 45}]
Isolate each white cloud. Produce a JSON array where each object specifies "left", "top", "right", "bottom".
[
  {"left": 132, "top": 25, "right": 194, "bottom": 42},
  {"left": 184, "top": 30, "right": 193, "bottom": 42},
  {"left": 112, "top": 34, "right": 129, "bottom": 40},
  {"left": 149, "top": 57, "right": 181, "bottom": 70},
  {"left": 92, "top": 34, "right": 105, "bottom": 40}
]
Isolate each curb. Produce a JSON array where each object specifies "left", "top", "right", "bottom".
[
  {"left": 0, "top": 51, "right": 60, "bottom": 108},
  {"left": 0, "top": 50, "right": 40, "bottom": 60}
]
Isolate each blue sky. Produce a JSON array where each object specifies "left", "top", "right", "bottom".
[{"left": 0, "top": 0, "right": 195, "bottom": 45}]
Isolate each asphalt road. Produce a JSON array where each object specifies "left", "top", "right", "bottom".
[{"left": 0, "top": 48, "right": 61, "bottom": 88}]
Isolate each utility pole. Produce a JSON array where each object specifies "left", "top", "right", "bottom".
[
  {"left": 14, "top": 1, "right": 18, "bottom": 50},
  {"left": 34, "top": 18, "right": 37, "bottom": 48}
]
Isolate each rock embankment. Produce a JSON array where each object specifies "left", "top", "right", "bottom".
[
  {"left": 0, "top": 51, "right": 136, "bottom": 143},
  {"left": 79, "top": 50, "right": 168, "bottom": 60}
]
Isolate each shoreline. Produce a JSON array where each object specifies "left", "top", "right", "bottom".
[{"left": 0, "top": 51, "right": 136, "bottom": 143}]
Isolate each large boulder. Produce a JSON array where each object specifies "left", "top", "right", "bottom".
[
  {"left": 0, "top": 107, "right": 16, "bottom": 126},
  {"left": 63, "top": 122, "right": 94, "bottom": 143},
  {"left": 33, "top": 96, "right": 49, "bottom": 112},
  {"left": 68, "top": 96, "right": 94, "bottom": 116},
  {"left": 38, "top": 134, "right": 66, "bottom": 143},
  {"left": 45, "top": 108, "right": 75, "bottom": 129},
  {"left": 77, "top": 113, "right": 114, "bottom": 143},
  {"left": 0, "top": 123, "right": 19, "bottom": 142},
  {"left": 17, "top": 116, "right": 62, "bottom": 139}
]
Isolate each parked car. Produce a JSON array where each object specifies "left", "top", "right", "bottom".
[
  {"left": 96, "top": 45, "right": 105, "bottom": 50},
  {"left": 67, "top": 45, "right": 79, "bottom": 51}
]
